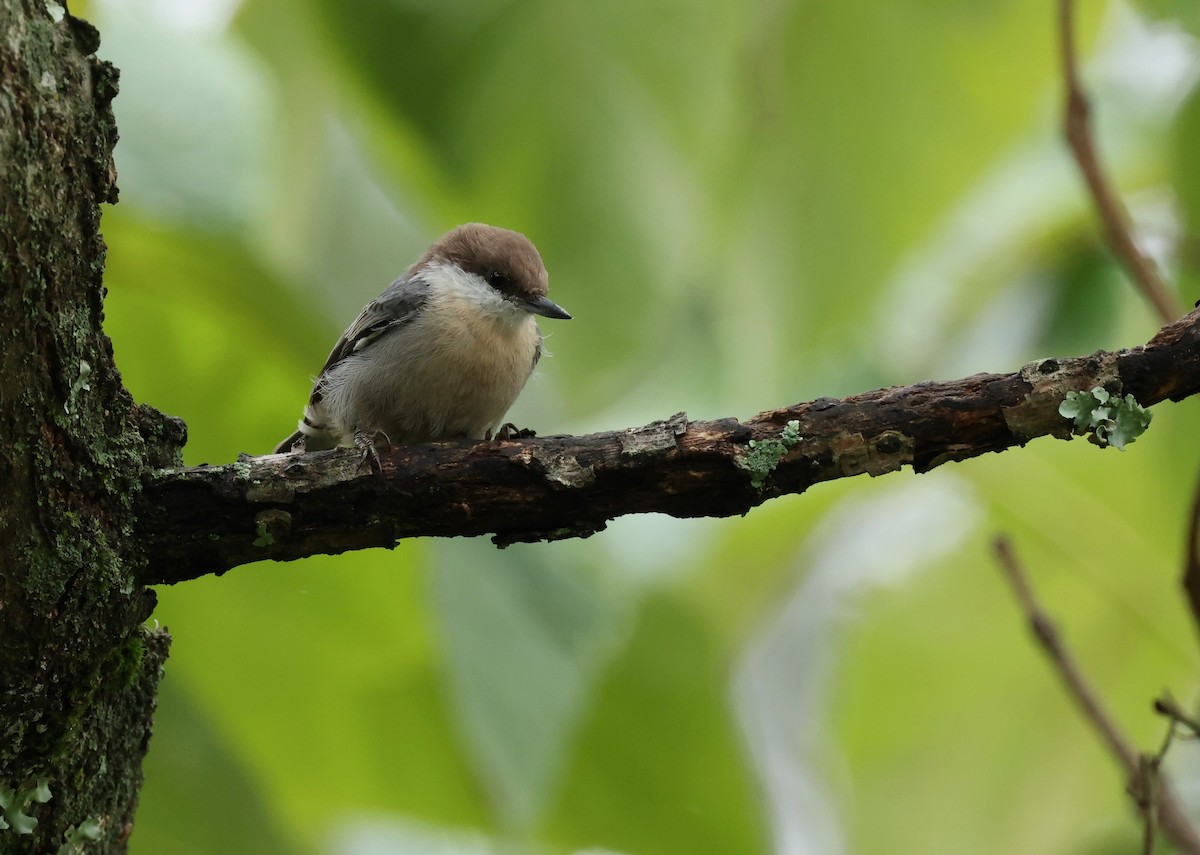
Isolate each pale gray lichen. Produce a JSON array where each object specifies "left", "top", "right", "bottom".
[
  {"left": 530, "top": 448, "right": 595, "bottom": 488},
  {"left": 1059, "top": 387, "right": 1152, "bottom": 451},
  {"left": 63, "top": 359, "right": 90, "bottom": 414},
  {"left": 246, "top": 478, "right": 296, "bottom": 503},
  {"left": 57, "top": 816, "right": 101, "bottom": 855},
  {"left": 0, "top": 778, "right": 51, "bottom": 835},
  {"left": 619, "top": 412, "right": 688, "bottom": 458}
]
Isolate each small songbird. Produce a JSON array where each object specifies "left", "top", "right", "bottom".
[{"left": 274, "top": 223, "right": 571, "bottom": 459}]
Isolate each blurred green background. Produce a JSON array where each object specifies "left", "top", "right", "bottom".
[{"left": 79, "top": 0, "right": 1200, "bottom": 852}]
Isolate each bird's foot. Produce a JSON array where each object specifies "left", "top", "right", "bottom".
[
  {"left": 353, "top": 429, "right": 388, "bottom": 475},
  {"left": 495, "top": 423, "right": 537, "bottom": 440}
]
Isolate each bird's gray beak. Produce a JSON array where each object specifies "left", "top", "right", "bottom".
[{"left": 520, "top": 294, "right": 572, "bottom": 320}]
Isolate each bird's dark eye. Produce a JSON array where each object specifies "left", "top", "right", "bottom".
[{"left": 487, "top": 270, "right": 510, "bottom": 289}]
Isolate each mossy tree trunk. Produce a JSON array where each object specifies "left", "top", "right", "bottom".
[{"left": 0, "top": 3, "right": 182, "bottom": 852}]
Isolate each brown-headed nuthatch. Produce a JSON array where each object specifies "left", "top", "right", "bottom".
[{"left": 274, "top": 223, "right": 571, "bottom": 459}]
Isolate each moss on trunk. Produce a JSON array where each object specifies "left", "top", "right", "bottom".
[{"left": 0, "top": 3, "right": 182, "bottom": 852}]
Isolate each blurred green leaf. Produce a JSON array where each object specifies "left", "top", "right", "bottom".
[
  {"left": 149, "top": 549, "right": 491, "bottom": 845},
  {"left": 102, "top": 211, "right": 331, "bottom": 463},
  {"left": 431, "top": 541, "right": 619, "bottom": 830},
  {"left": 131, "top": 681, "right": 309, "bottom": 855},
  {"left": 1037, "top": 243, "right": 1124, "bottom": 356},
  {"left": 542, "top": 596, "right": 769, "bottom": 855},
  {"left": 98, "top": 5, "right": 274, "bottom": 229},
  {"left": 1170, "top": 79, "right": 1200, "bottom": 304},
  {"left": 1130, "top": 0, "right": 1200, "bottom": 36}
]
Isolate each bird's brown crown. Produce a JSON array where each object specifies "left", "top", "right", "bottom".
[{"left": 421, "top": 223, "right": 549, "bottom": 300}]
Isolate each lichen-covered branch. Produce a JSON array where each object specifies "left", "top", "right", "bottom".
[{"left": 137, "top": 307, "right": 1200, "bottom": 585}]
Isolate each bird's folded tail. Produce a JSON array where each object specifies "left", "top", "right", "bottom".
[
  {"left": 273, "top": 429, "right": 305, "bottom": 454},
  {"left": 274, "top": 408, "right": 342, "bottom": 453}
]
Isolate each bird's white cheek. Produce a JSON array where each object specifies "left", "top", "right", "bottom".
[{"left": 425, "top": 261, "right": 530, "bottom": 327}]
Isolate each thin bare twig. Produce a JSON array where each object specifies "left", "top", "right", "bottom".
[
  {"left": 1133, "top": 752, "right": 1158, "bottom": 855},
  {"left": 1136, "top": 692, "right": 1200, "bottom": 854},
  {"left": 1182, "top": 462, "right": 1200, "bottom": 639},
  {"left": 1134, "top": 702, "right": 1186, "bottom": 855},
  {"left": 994, "top": 536, "right": 1137, "bottom": 768},
  {"left": 1057, "top": 0, "right": 1181, "bottom": 324},
  {"left": 993, "top": 536, "right": 1200, "bottom": 854}
]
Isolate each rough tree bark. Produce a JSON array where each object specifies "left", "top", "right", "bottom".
[
  {"left": 2, "top": 3, "right": 1199, "bottom": 854},
  {"left": 0, "top": 4, "right": 183, "bottom": 852}
]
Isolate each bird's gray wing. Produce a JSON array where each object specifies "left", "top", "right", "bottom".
[
  {"left": 310, "top": 275, "right": 429, "bottom": 403},
  {"left": 531, "top": 334, "right": 543, "bottom": 372}
]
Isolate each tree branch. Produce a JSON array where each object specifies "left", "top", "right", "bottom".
[
  {"left": 136, "top": 307, "right": 1200, "bottom": 584},
  {"left": 1058, "top": 0, "right": 1182, "bottom": 324}
]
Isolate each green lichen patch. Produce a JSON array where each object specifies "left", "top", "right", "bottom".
[
  {"left": 1059, "top": 387, "right": 1152, "bottom": 451},
  {"left": 740, "top": 420, "right": 803, "bottom": 490},
  {"left": 253, "top": 518, "right": 274, "bottom": 548}
]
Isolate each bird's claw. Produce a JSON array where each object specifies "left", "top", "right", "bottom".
[
  {"left": 353, "top": 429, "right": 387, "bottom": 475},
  {"left": 495, "top": 422, "right": 537, "bottom": 440}
]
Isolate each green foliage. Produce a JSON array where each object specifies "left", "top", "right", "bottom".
[
  {"left": 1059, "top": 387, "right": 1153, "bottom": 450},
  {"left": 87, "top": 0, "right": 1200, "bottom": 853}
]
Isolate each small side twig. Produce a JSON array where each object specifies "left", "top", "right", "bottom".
[
  {"left": 993, "top": 536, "right": 1200, "bottom": 854},
  {"left": 1138, "top": 692, "right": 1200, "bottom": 855},
  {"left": 1057, "top": 0, "right": 1181, "bottom": 324},
  {"left": 1133, "top": 699, "right": 1186, "bottom": 855},
  {"left": 1155, "top": 694, "right": 1200, "bottom": 739},
  {"left": 994, "top": 535, "right": 1137, "bottom": 769},
  {"left": 1132, "top": 752, "right": 1159, "bottom": 855}
]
